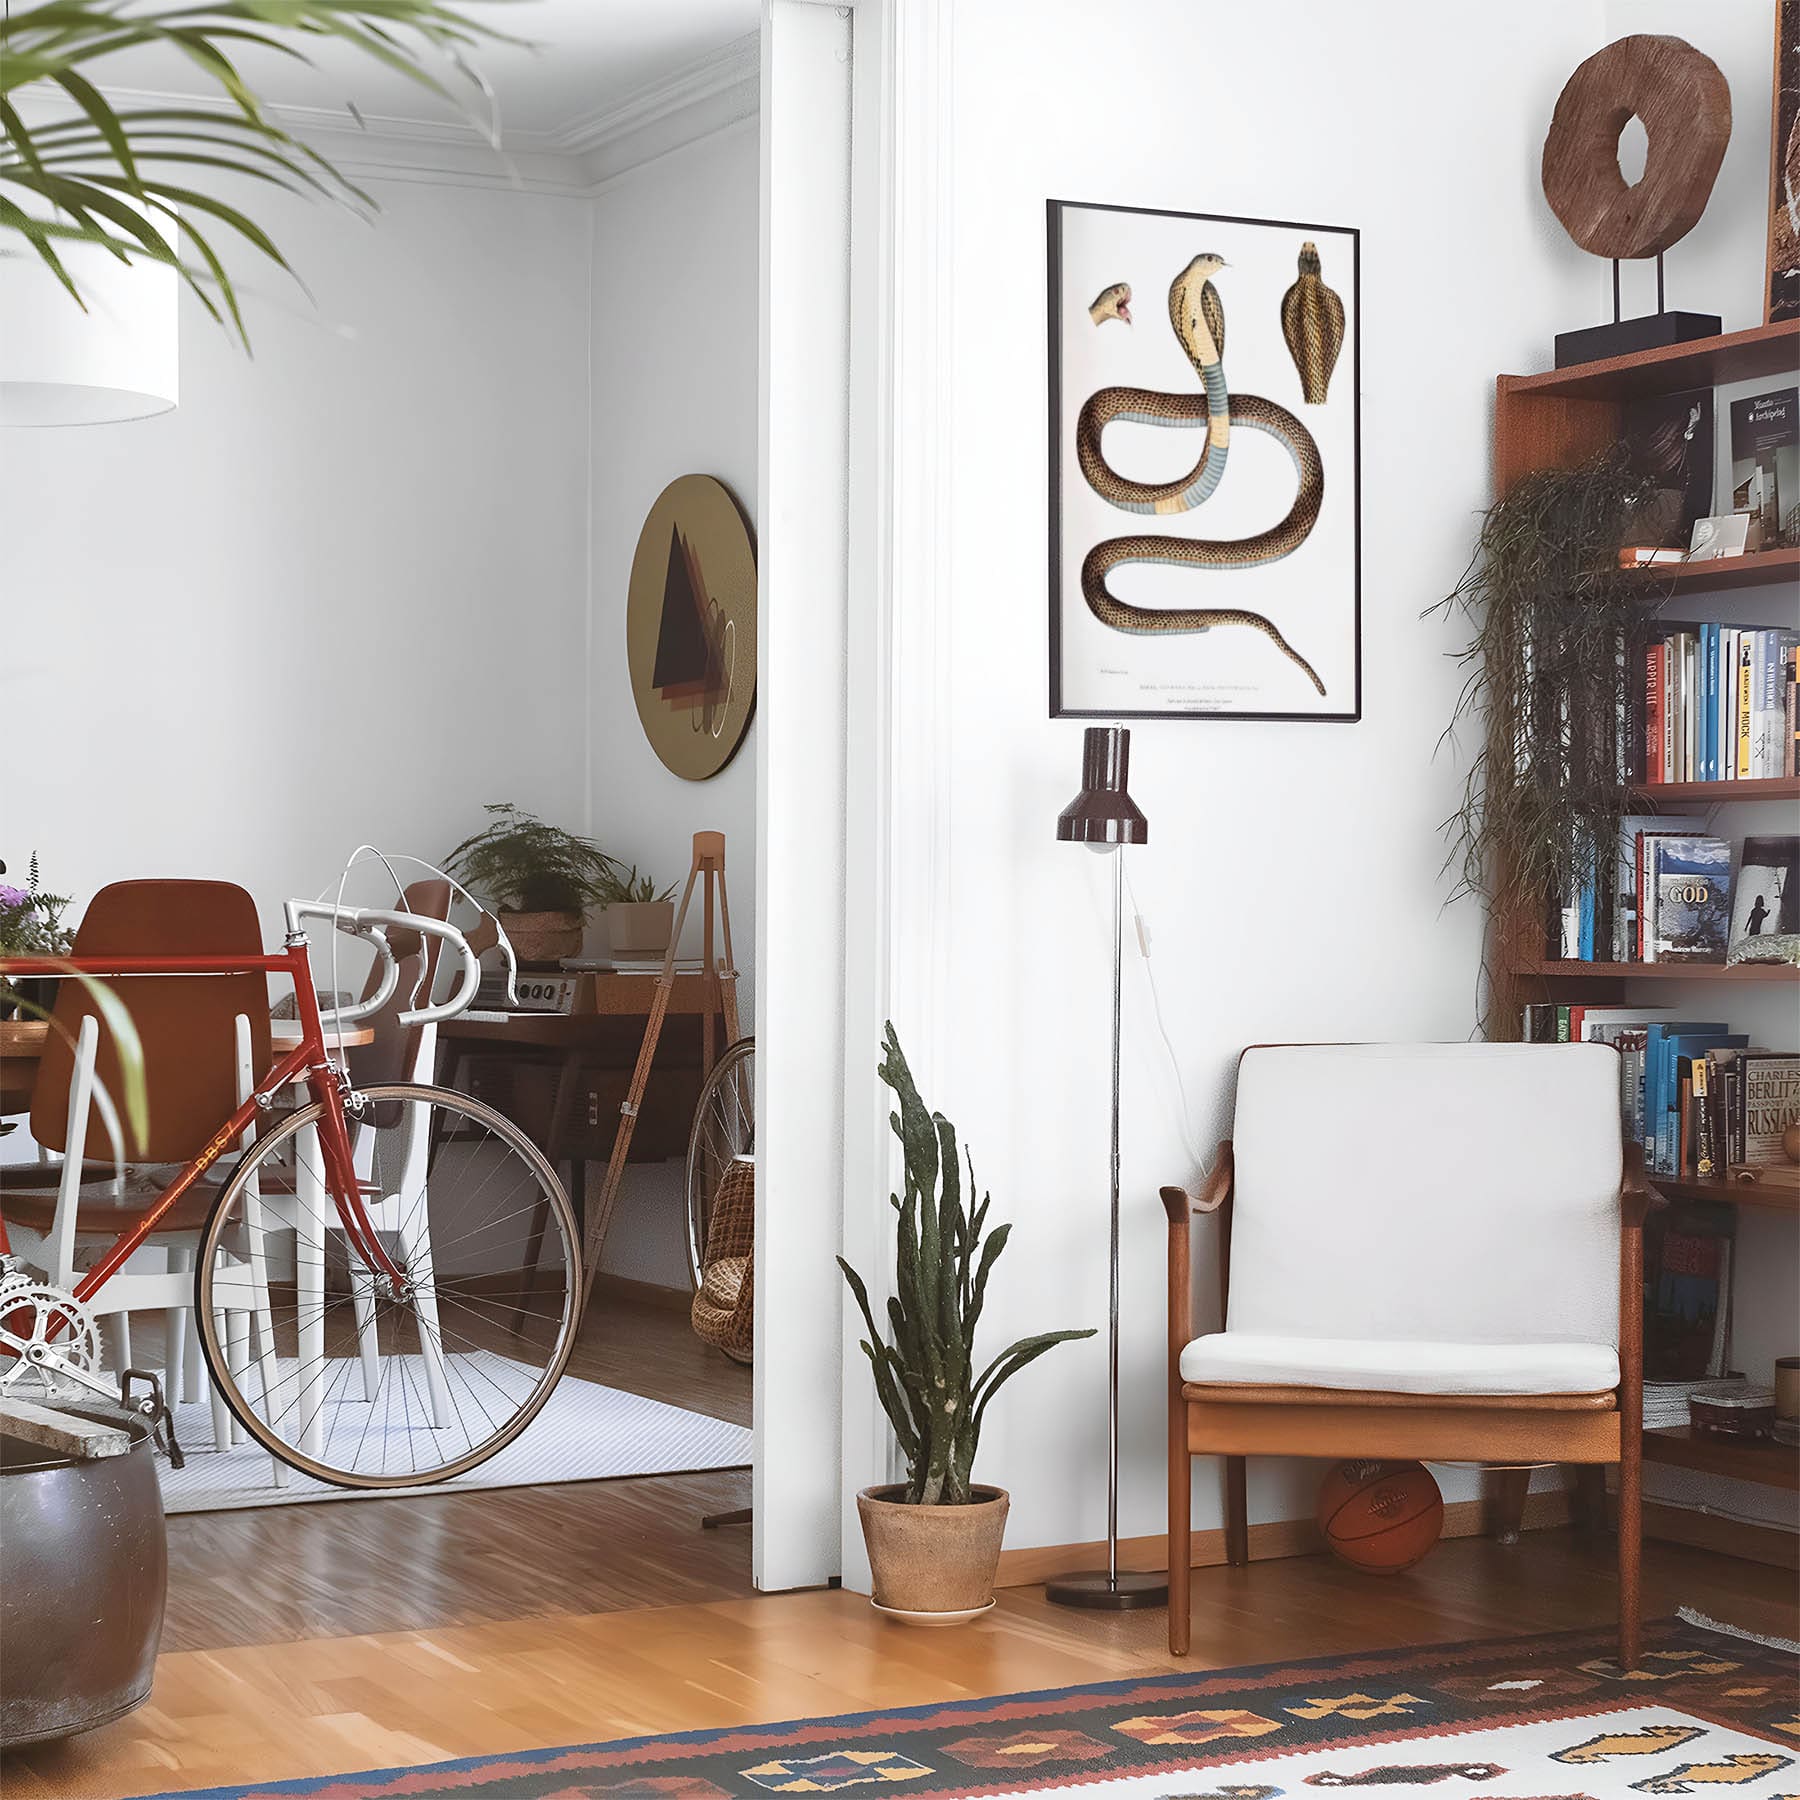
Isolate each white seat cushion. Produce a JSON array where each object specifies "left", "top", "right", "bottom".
[{"left": 1180, "top": 1332, "right": 1619, "bottom": 1396}]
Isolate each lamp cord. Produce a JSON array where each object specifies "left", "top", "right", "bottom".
[{"left": 1120, "top": 859, "right": 1210, "bottom": 1176}]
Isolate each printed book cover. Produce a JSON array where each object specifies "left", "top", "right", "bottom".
[
  {"left": 1739, "top": 1052, "right": 1800, "bottom": 1166},
  {"left": 1643, "top": 1201, "right": 1735, "bottom": 1382},
  {"left": 1648, "top": 835, "right": 1732, "bottom": 962},
  {"left": 1622, "top": 387, "right": 1714, "bottom": 547},
  {"left": 1729, "top": 387, "right": 1798, "bottom": 546},
  {"left": 1728, "top": 834, "right": 1799, "bottom": 953}
]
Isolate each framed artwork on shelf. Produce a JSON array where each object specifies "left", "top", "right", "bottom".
[
  {"left": 1047, "top": 199, "right": 1361, "bottom": 722},
  {"left": 1770, "top": 0, "right": 1800, "bottom": 323}
]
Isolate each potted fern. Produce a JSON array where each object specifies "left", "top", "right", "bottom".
[
  {"left": 838, "top": 1025, "right": 1094, "bottom": 1623},
  {"left": 445, "top": 805, "right": 617, "bottom": 968}
]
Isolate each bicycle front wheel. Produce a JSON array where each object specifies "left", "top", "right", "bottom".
[{"left": 196, "top": 1082, "right": 581, "bottom": 1488}]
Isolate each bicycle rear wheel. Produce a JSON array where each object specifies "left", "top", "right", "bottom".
[
  {"left": 195, "top": 1082, "right": 580, "bottom": 1488},
  {"left": 685, "top": 1037, "right": 755, "bottom": 1290}
]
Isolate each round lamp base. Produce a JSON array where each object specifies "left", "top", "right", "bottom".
[{"left": 1043, "top": 1568, "right": 1169, "bottom": 1610}]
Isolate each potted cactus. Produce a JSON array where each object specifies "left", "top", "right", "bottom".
[{"left": 838, "top": 1025, "right": 1094, "bottom": 1624}]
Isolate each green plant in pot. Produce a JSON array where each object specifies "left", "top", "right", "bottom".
[
  {"left": 445, "top": 805, "right": 615, "bottom": 968},
  {"left": 839, "top": 1025, "right": 1094, "bottom": 1623},
  {"left": 594, "top": 862, "right": 678, "bottom": 962}
]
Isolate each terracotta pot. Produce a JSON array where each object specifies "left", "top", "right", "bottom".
[
  {"left": 856, "top": 1484, "right": 1008, "bottom": 1621},
  {"left": 499, "top": 909, "right": 585, "bottom": 969},
  {"left": 605, "top": 900, "right": 675, "bottom": 958}
]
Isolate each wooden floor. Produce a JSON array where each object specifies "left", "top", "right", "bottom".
[
  {"left": 160, "top": 1285, "right": 755, "bottom": 1651},
  {"left": 7, "top": 1531, "right": 1796, "bottom": 1800}
]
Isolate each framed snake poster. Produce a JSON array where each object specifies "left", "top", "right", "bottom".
[{"left": 1048, "top": 199, "right": 1361, "bottom": 721}]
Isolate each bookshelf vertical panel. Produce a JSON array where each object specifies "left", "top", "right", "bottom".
[{"left": 1493, "top": 386, "right": 1621, "bottom": 494}]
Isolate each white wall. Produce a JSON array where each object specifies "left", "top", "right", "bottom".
[
  {"left": 898, "top": 0, "right": 1640, "bottom": 1555},
  {"left": 2, "top": 177, "right": 592, "bottom": 923},
  {"left": 585, "top": 119, "right": 763, "bottom": 1285}
]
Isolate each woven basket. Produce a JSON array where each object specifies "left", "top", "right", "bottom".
[{"left": 691, "top": 1156, "right": 754, "bottom": 1362}]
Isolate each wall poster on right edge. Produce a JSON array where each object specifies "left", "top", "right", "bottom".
[{"left": 1047, "top": 199, "right": 1360, "bottom": 723}]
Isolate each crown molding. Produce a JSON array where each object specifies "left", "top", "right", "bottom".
[
  {"left": 13, "top": 31, "right": 761, "bottom": 195},
  {"left": 554, "top": 31, "right": 759, "bottom": 158}
]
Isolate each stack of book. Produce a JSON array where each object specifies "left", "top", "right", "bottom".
[
  {"left": 1520, "top": 1004, "right": 1800, "bottom": 1182},
  {"left": 1550, "top": 830, "right": 1797, "bottom": 967},
  {"left": 1639, "top": 624, "right": 1800, "bottom": 783}
]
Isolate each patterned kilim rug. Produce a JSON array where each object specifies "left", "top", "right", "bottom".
[{"left": 134, "top": 1612, "right": 1797, "bottom": 1800}]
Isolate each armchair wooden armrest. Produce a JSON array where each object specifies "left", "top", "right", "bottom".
[
  {"left": 1620, "top": 1140, "right": 1663, "bottom": 1231},
  {"left": 1160, "top": 1141, "right": 1234, "bottom": 1222}
]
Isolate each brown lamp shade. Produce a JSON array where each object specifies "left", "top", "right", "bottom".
[{"left": 1056, "top": 726, "right": 1148, "bottom": 847}]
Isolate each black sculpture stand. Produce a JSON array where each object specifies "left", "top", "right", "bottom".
[{"left": 1553, "top": 252, "right": 1719, "bottom": 367}]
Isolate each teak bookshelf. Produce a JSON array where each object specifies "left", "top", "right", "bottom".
[{"left": 1489, "top": 321, "right": 1800, "bottom": 1528}]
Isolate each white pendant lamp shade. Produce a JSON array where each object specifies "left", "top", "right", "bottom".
[{"left": 0, "top": 215, "right": 179, "bottom": 426}]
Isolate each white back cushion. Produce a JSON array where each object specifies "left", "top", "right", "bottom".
[{"left": 1227, "top": 1044, "right": 1622, "bottom": 1348}]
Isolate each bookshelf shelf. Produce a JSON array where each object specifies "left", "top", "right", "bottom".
[
  {"left": 1642, "top": 1426, "right": 1800, "bottom": 1491},
  {"left": 1500, "top": 320, "right": 1800, "bottom": 403},
  {"left": 1647, "top": 1175, "right": 1800, "bottom": 1215},
  {"left": 1628, "top": 546, "right": 1800, "bottom": 596},
  {"left": 1512, "top": 959, "right": 1800, "bottom": 983},
  {"left": 1629, "top": 776, "right": 1800, "bottom": 804}
]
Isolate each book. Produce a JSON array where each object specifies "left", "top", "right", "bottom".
[
  {"left": 1624, "top": 388, "right": 1715, "bottom": 548},
  {"left": 1728, "top": 835, "right": 1798, "bottom": 953},
  {"left": 1737, "top": 635, "right": 1754, "bottom": 777},
  {"left": 1617, "top": 813, "right": 1706, "bottom": 963},
  {"left": 1739, "top": 1052, "right": 1800, "bottom": 1166},
  {"left": 1729, "top": 387, "right": 1798, "bottom": 548},
  {"left": 1643, "top": 1202, "right": 1736, "bottom": 1381},
  {"left": 1751, "top": 629, "right": 1800, "bottom": 776},
  {"left": 1646, "top": 835, "right": 1732, "bottom": 962}
]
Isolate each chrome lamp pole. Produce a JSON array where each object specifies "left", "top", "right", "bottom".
[{"left": 1045, "top": 725, "right": 1166, "bottom": 1611}]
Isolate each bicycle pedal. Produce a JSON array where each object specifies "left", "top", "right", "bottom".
[{"left": 121, "top": 1367, "right": 185, "bottom": 1470}]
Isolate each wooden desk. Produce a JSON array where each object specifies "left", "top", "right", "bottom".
[{"left": 437, "top": 974, "right": 734, "bottom": 1259}]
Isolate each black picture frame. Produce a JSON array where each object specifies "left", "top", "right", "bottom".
[{"left": 1047, "top": 197, "right": 1362, "bottom": 723}]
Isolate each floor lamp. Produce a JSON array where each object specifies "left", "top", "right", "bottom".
[{"left": 1046, "top": 725, "right": 1167, "bottom": 1611}]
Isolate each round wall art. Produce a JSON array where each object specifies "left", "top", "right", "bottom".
[{"left": 625, "top": 474, "right": 757, "bottom": 781}]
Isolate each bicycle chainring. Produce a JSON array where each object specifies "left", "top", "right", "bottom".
[{"left": 0, "top": 1279, "right": 104, "bottom": 1398}]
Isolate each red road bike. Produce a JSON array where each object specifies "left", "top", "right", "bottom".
[{"left": 0, "top": 900, "right": 581, "bottom": 1488}]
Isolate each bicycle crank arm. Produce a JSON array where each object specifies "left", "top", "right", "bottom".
[{"left": 0, "top": 1326, "right": 120, "bottom": 1403}]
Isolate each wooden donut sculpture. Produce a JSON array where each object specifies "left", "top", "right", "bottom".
[{"left": 1541, "top": 34, "right": 1731, "bottom": 260}]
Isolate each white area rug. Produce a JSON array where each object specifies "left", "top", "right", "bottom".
[{"left": 155, "top": 1366, "right": 751, "bottom": 1513}]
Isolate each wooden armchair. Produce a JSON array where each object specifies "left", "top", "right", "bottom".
[{"left": 1162, "top": 1043, "right": 1650, "bottom": 1668}]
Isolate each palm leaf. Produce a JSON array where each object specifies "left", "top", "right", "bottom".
[{"left": 0, "top": 0, "right": 521, "bottom": 343}]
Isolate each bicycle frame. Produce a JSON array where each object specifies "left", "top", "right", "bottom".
[{"left": 0, "top": 937, "right": 406, "bottom": 1301}]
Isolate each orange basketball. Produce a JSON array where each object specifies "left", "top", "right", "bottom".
[{"left": 1315, "top": 1460, "right": 1443, "bottom": 1574}]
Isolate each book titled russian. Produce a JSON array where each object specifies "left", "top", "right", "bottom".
[
  {"left": 1729, "top": 387, "right": 1798, "bottom": 547},
  {"left": 1739, "top": 1053, "right": 1800, "bottom": 1167},
  {"left": 1646, "top": 836, "right": 1732, "bottom": 962}
]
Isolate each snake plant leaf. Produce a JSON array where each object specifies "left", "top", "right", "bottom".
[{"left": 839, "top": 1025, "right": 1093, "bottom": 1506}]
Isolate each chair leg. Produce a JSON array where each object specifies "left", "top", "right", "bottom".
[
  {"left": 164, "top": 1244, "right": 191, "bottom": 1405},
  {"left": 1617, "top": 1446, "right": 1642, "bottom": 1670},
  {"left": 1488, "top": 1465, "right": 1532, "bottom": 1544},
  {"left": 1224, "top": 1456, "right": 1249, "bottom": 1567},
  {"left": 1571, "top": 1464, "right": 1608, "bottom": 1541},
  {"left": 1168, "top": 1448, "right": 1191, "bottom": 1656}
]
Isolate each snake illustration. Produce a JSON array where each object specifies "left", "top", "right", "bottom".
[{"left": 1077, "top": 253, "right": 1326, "bottom": 695}]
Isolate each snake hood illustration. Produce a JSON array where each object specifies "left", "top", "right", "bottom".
[
  {"left": 1074, "top": 253, "right": 1327, "bottom": 695},
  {"left": 1089, "top": 282, "right": 1133, "bottom": 325},
  {"left": 1281, "top": 240, "right": 1345, "bottom": 404}
]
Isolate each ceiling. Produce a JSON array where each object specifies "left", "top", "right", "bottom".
[{"left": 94, "top": 1, "right": 762, "bottom": 147}]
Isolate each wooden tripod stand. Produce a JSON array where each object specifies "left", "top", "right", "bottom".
[{"left": 579, "top": 830, "right": 740, "bottom": 1313}]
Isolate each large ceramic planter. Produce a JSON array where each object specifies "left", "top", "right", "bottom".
[
  {"left": 0, "top": 1405, "right": 167, "bottom": 1746},
  {"left": 856, "top": 1484, "right": 1008, "bottom": 1624},
  {"left": 604, "top": 900, "right": 675, "bottom": 959},
  {"left": 500, "top": 909, "right": 585, "bottom": 969}
]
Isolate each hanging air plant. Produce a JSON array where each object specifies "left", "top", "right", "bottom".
[{"left": 1429, "top": 447, "right": 1666, "bottom": 1026}]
